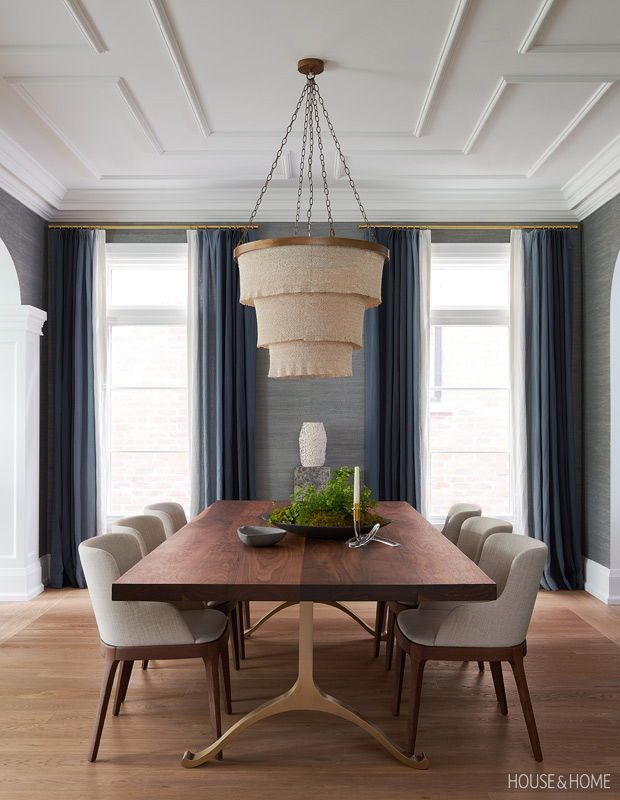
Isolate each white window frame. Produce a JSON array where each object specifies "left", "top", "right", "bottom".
[
  {"left": 104, "top": 243, "right": 188, "bottom": 523},
  {"left": 428, "top": 242, "right": 512, "bottom": 525}
]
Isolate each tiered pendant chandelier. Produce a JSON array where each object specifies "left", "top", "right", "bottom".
[{"left": 234, "top": 58, "right": 388, "bottom": 379}]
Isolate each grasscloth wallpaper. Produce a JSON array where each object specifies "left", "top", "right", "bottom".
[{"left": 582, "top": 194, "right": 620, "bottom": 568}]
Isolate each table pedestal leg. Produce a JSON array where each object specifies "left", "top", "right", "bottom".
[
  {"left": 181, "top": 602, "right": 428, "bottom": 769},
  {"left": 244, "top": 600, "right": 383, "bottom": 639}
]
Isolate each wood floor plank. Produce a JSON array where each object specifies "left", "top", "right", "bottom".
[{"left": 0, "top": 590, "right": 618, "bottom": 800}]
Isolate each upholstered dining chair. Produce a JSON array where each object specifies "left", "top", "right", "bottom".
[
  {"left": 143, "top": 501, "right": 187, "bottom": 538},
  {"left": 114, "top": 513, "right": 244, "bottom": 672},
  {"left": 377, "top": 502, "right": 483, "bottom": 667},
  {"left": 392, "top": 533, "right": 548, "bottom": 761},
  {"left": 79, "top": 533, "right": 231, "bottom": 762},
  {"left": 143, "top": 501, "right": 249, "bottom": 665}
]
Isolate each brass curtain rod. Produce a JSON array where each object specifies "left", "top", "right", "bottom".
[
  {"left": 358, "top": 224, "right": 579, "bottom": 230},
  {"left": 47, "top": 224, "right": 258, "bottom": 230}
]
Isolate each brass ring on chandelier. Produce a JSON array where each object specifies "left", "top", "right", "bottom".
[
  {"left": 234, "top": 236, "right": 389, "bottom": 262},
  {"left": 298, "top": 58, "right": 325, "bottom": 76}
]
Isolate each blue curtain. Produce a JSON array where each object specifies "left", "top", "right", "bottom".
[
  {"left": 193, "top": 229, "right": 257, "bottom": 510},
  {"left": 364, "top": 229, "right": 422, "bottom": 507},
  {"left": 48, "top": 229, "right": 96, "bottom": 588},
  {"left": 522, "top": 229, "right": 583, "bottom": 590}
]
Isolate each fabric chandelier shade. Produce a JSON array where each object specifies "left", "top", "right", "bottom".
[{"left": 235, "top": 237, "right": 388, "bottom": 378}]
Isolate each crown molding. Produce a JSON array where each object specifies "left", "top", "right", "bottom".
[
  {"left": 147, "top": 0, "right": 211, "bottom": 137},
  {"left": 414, "top": 0, "right": 471, "bottom": 136},
  {"left": 563, "top": 135, "right": 620, "bottom": 219},
  {"left": 0, "top": 128, "right": 64, "bottom": 219},
  {"left": 62, "top": 0, "right": 108, "bottom": 54},
  {"left": 49, "top": 184, "right": 578, "bottom": 223}
]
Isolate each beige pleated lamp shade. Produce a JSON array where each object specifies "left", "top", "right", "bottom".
[{"left": 234, "top": 237, "right": 388, "bottom": 378}]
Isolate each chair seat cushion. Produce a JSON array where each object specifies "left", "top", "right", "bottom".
[
  {"left": 180, "top": 609, "right": 227, "bottom": 644},
  {"left": 397, "top": 608, "right": 454, "bottom": 646}
]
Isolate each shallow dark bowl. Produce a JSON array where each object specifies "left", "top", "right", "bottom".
[
  {"left": 237, "top": 525, "right": 286, "bottom": 547},
  {"left": 260, "top": 513, "right": 391, "bottom": 541}
]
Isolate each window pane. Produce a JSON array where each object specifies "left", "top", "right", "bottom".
[
  {"left": 431, "top": 267, "right": 508, "bottom": 308},
  {"left": 110, "top": 268, "right": 186, "bottom": 307},
  {"left": 431, "top": 325, "right": 509, "bottom": 388},
  {"left": 110, "top": 325, "right": 187, "bottom": 388},
  {"left": 111, "top": 389, "right": 188, "bottom": 451},
  {"left": 109, "top": 451, "right": 190, "bottom": 517},
  {"left": 429, "top": 389, "right": 509, "bottom": 452},
  {"left": 429, "top": 452, "right": 510, "bottom": 517}
]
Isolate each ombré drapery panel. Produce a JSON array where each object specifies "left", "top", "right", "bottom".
[
  {"left": 521, "top": 228, "right": 583, "bottom": 590},
  {"left": 363, "top": 228, "right": 430, "bottom": 509},
  {"left": 48, "top": 228, "right": 97, "bottom": 588},
  {"left": 188, "top": 229, "right": 257, "bottom": 515}
]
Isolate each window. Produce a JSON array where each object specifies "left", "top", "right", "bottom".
[
  {"left": 105, "top": 243, "right": 190, "bottom": 519},
  {"left": 428, "top": 242, "right": 511, "bottom": 520}
]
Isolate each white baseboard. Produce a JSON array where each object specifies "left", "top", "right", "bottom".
[
  {"left": 584, "top": 558, "right": 620, "bottom": 605},
  {"left": 0, "top": 562, "right": 44, "bottom": 601}
]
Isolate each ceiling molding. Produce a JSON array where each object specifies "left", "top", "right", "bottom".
[
  {"left": 0, "top": 128, "right": 65, "bottom": 219},
  {"left": 5, "top": 75, "right": 165, "bottom": 171},
  {"left": 62, "top": 0, "right": 108, "bottom": 54},
  {"left": 563, "top": 135, "right": 620, "bottom": 218},
  {"left": 0, "top": 45, "right": 90, "bottom": 55},
  {"left": 5, "top": 77, "right": 100, "bottom": 176},
  {"left": 413, "top": 0, "right": 471, "bottom": 137},
  {"left": 147, "top": 0, "right": 211, "bottom": 137},
  {"left": 49, "top": 184, "right": 578, "bottom": 223},
  {"left": 526, "top": 82, "right": 613, "bottom": 177},
  {"left": 519, "top": 0, "right": 620, "bottom": 54},
  {"left": 463, "top": 74, "right": 620, "bottom": 156}
]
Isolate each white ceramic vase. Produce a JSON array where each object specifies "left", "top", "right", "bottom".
[{"left": 299, "top": 422, "right": 327, "bottom": 467}]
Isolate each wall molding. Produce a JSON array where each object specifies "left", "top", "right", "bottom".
[
  {"left": 0, "top": 128, "right": 63, "bottom": 219},
  {"left": 62, "top": 0, "right": 108, "bottom": 54},
  {"left": 584, "top": 558, "right": 620, "bottom": 605},
  {"left": 414, "top": 0, "right": 471, "bottom": 136},
  {"left": 147, "top": 0, "right": 211, "bottom": 137}
]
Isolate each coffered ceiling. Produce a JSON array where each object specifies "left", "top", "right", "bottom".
[{"left": 0, "top": 0, "right": 618, "bottom": 221}]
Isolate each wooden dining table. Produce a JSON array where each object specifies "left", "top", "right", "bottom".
[{"left": 113, "top": 500, "right": 496, "bottom": 769}]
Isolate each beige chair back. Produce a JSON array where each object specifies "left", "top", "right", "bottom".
[
  {"left": 436, "top": 533, "right": 548, "bottom": 648},
  {"left": 143, "top": 502, "right": 187, "bottom": 538},
  {"left": 79, "top": 533, "right": 194, "bottom": 648},
  {"left": 457, "top": 516, "right": 513, "bottom": 563},
  {"left": 441, "top": 502, "right": 482, "bottom": 544},
  {"left": 112, "top": 514, "right": 166, "bottom": 556}
]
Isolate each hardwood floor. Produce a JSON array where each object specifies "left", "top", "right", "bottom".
[{"left": 0, "top": 590, "right": 619, "bottom": 800}]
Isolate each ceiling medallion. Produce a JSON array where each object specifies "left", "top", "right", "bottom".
[{"left": 234, "top": 58, "right": 388, "bottom": 379}]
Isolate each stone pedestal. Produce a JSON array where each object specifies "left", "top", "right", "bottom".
[{"left": 294, "top": 466, "right": 331, "bottom": 493}]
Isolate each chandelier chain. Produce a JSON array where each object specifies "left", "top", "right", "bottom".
[
  {"left": 294, "top": 87, "right": 311, "bottom": 236},
  {"left": 314, "top": 84, "right": 375, "bottom": 241},
  {"left": 312, "top": 83, "right": 335, "bottom": 237},
  {"left": 239, "top": 82, "right": 309, "bottom": 244},
  {"left": 306, "top": 80, "right": 315, "bottom": 236}
]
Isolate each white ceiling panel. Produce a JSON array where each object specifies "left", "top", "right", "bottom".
[{"left": 0, "top": 0, "right": 617, "bottom": 220}]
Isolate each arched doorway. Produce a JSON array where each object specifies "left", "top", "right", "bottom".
[{"left": 609, "top": 246, "right": 620, "bottom": 603}]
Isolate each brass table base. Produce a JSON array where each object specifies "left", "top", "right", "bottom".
[
  {"left": 244, "top": 599, "right": 381, "bottom": 638},
  {"left": 181, "top": 602, "right": 428, "bottom": 769}
]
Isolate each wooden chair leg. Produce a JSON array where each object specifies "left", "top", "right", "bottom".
[
  {"left": 113, "top": 660, "right": 133, "bottom": 716},
  {"left": 243, "top": 601, "right": 251, "bottom": 628},
  {"left": 220, "top": 643, "right": 232, "bottom": 715},
  {"left": 490, "top": 661, "right": 508, "bottom": 715},
  {"left": 385, "top": 609, "right": 396, "bottom": 671},
  {"left": 230, "top": 606, "right": 241, "bottom": 671},
  {"left": 478, "top": 661, "right": 485, "bottom": 671},
  {"left": 141, "top": 660, "right": 148, "bottom": 670},
  {"left": 392, "top": 643, "right": 406, "bottom": 716},
  {"left": 406, "top": 655, "right": 426, "bottom": 756},
  {"left": 237, "top": 602, "right": 246, "bottom": 660},
  {"left": 373, "top": 601, "right": 386, "bottom": 658},
  {"left": 510, "top": 652, "right": 543, "bottom": 761},
  {"left": 203, "top": 655, "right": 223, "bottom": 761},
  {"left": 88, "top": 654, "right": 119, "bottom": 762}
]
